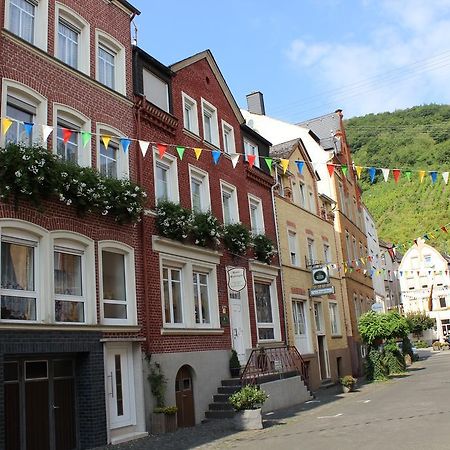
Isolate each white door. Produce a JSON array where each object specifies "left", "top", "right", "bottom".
[
  {"left": 292, "top": 300, "right": 312, "bottom": 355},
  {"left": 105, "top": 343, "right": 136, "bottom": 429},
  {"left": 229, "top": 289, "right": 251, "bottom": 364}
]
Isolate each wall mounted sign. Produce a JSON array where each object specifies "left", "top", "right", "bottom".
[
  {"left": 309, "top": 285, "right": 335, "bottom": 297},
  {"left": 227, "top": 267, "right": 247, "bottom": 292}
]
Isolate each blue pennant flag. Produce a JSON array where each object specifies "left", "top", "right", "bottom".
[
  {"left": 23, "top": 122, "right": 34, "bottom": 136},
  {"left": 295, "top": 160, "right": 304, "bottom": 175},
  {"left": 369, "top": 167, "right": 376, "bottom": 183},
  {"left": 120, "top": 138, "right": 131, "bottom": 153},
  {"left": 430, "top": 171, "right": 438, "bottom": 184},
  {"left": 212, "top": 150, "right": 221, "bottom": 165}
]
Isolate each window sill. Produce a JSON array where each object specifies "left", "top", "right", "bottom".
[
  {"left": 0, "top": 322, "right": 142, "bottom": 333},
  {"left": 183, "top": 128, "right": 201, "bottom": 142},
  {"left": 160, "top": 327, "right": 224, "bottom": 336},
  {"left": 331, "top": 334, "right": 343, "bottom": 339}
]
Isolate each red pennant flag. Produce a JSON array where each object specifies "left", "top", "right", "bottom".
[
  {"left": 393, "top": 169, "right": 401, "bottom": 183},
  {"left": 62, "top": 128, "right": 73, "bottom": 144},
  {"left": 327, "top": 163, "right": 335, "bottom": 177},
  {"left": 414, "top": 239, "right": 418, "bottom": 246},
  {"left": 157, "top": 144, "right": 167, "bottom": 159},
  {"left": 441, "top": 226, "right": 448, "bottom": 233},
  {"left": 247, "top": 154, "right": 256, "bottom": 168}
]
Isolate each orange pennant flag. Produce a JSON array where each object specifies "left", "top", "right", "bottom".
[
  {"left": 419, "top": 170, "right": 426, "bottom": 183},
  {"left": 194, "top": 148, "right": 202, "bottom": 160},
  {"left": 101, "top": 135, "right": 111, "bottom": 149},
  {"left": 1, "top": 118, "right": 13, "bottom": 135},
  {"left": 280, "top": 159, "right": 290, "bottom": 174},
  {"left": 157, "top": 144, "right": 167, "bottom": 159},
  {"left": 355, "top": 166, "right": 363, "bottom": 179},
  {"left": 247, "top": 154, "right": 256, "bottom": 168}
]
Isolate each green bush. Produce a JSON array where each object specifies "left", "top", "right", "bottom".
[
  {"left": 155, "top": 201, "right": 193, "bottom": 241},
  {"left": 228, "top": 385, "right": 267, "bottom": 411},
  {"left": 365, "top": 348, "right": 388, "bottom": 381},
  {"left": 148, "top": 363, "right": 167, "bottom": 408},
  {"left": 339, "top": 375, "right": 356, "bottom": 387},
  {"left": 154, "top": 406, "right": 178, "bottom": 415},
  {"left": 383, "top": 340, "right": 406, "bottom": 375},
  {"left": 222, "top": 223, "right": 252, "bottom": 256},
  {"left": 229, "top": 349, "right": 240, "bottom": 370},
  {"left": 252, "top": 234, "right": 276, "bottom": 264},
  {"left": 414, "top": 340, "right": 428, "bottom": 349}
]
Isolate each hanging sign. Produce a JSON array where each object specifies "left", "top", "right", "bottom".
[{"left": 227, "top": 267, "right": 247, "bottom": 292}]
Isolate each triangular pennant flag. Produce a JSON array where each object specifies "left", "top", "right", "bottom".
[
  {"left": 414, "top": 239, "right": 418, "bottom": 246},
  {"left": 341, "top": 164, "right": 348, "bottom": 177},
  {"left": 247, "top": 154, "right": 256, "bottom": 168},
  {"left": 419, "top": 170, "right": 426, "bottom": 183},
  {"left": 430, "top": 171, "right": 438, "bottom": 184},
  {"left": 393, "top": 169, "right": 401, "bottom": 183},
  {"left": 381, "top": 168, "right": 390, "bottom": 182},
  {"left": 23, "top": 122, "right": 33, "bottom": 136},
  {"left": 264, "top": 158, "right": 273, "bottom": 172},
  {"left": 441, "top": 226, "right": 448, "bottom": 233},
  {"left": 101, "top": 135, "right": 111, "bottom": 149},
  {"left": 327, "top": 163, "right": 335, "bottom": 177},
  {"left": 295, "top": 160, "right": 304, "bottom": 175},
  {"left": 405, "top": 170, "right": 412, "bottom": 182},
  {"left": 62, "top": 128, "right": 73, "bottom": 144},
  {"left": 212, "top": 150, "right": 221, "bottom": 165},
  {"left": 42, "top": 125, "right": 53, "bottom": 141},
  {"left": 399, "top": 271, "right": 403, "bottom": 277},
  {"left": 1, "top": 118, "right": 13, "bottom": 135},
  {"left": 120, "top": 138, "right": 131, "bottom": 153},
  {"left": 194, "top": 148, "right": 202, "bottom": 160},
  {"left": 231, "top": 154, "right": 239, "bottom": 168},
  {"left": 280, "top": 159, "right": 289, "bottom": 174},
  {"left": 139, "top": 140, "right": 150, "bottom": 157},
  {"left": 157, "top": 144, "right": 167, "bottom": 159},
  {"left": 176, "top": 146, "right": 185, "bottom": 160},
  {"left": 423, "top": 234, "right": 430, "bottom": 240},
  {"left": 355, "top": 166, "right": 363, "bottom": 179},
  {"left": 442, "top": 172, "right": 449, "bottom": 185},
  {"left": 81, "top": 131, "right": 91, "bottom": 147},
  {"left": 429, "top": 233, "right": 436, "bottom": 239},
  {"left": 369, "top": 167, "right": 376, "bottom": 183}
]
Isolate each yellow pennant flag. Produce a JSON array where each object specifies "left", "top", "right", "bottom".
[
  {"left": 419, "top": 170, "right": 426, "bottom": 183},
  {"left": 360, "top": 257, "right": 366, "bottom": 265},
  {"left": 2, "top": 118, "right": 13, "bottom": 135},
  {"left": 194, "top": 148, "right": 202, "bottom": 160},
  {"left": 101, "top": 135, "right": 111, "bottom": 149},
  {"left": 280, "top": 159, "right": 290, "bottom": 174},
  {"left": 355, "top": 166, "right": 363, "bottom": 179}
]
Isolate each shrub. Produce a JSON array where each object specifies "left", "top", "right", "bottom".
[
  {"left": 229, "top": 349, "right": 240, "bottom": 370},
  {"left": 383, "top": 340, "right": 406, "bottom": 375},
  {"left": 414, "top": 340, "right": 428, "bottom": 349},
  {"left": 365, "top": 348, "right": 388, "bottom": 381},
  {"left": 339, "top": 375, "right": 356, "bottom": 387},
  {"left": 155, "top": 201, "right": 193, "bottom": 241},
  {"left": 229, "top": 385, "right": 268, "bottom": 411},
  {"left": 148, "top": 363, "right": 167, "bottom": 408},
  {"left": 252, "top": 234, "right": 276, "bottom": 264},
  {"left": 222, "top": 223, "right": 251, "bottom": 256},
  {"left": 191, "top": 211, "right": 222, "bottom": 247},
  {"left": 405, "top": 312, "right": 435, "bottom": 338},
  {"left": 154, "top": 406, "right": 178, "bottom": 415}
]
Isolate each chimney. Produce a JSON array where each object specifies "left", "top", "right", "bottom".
[{"left": 246, "top": 91, "right": 265, "bottom": 115}]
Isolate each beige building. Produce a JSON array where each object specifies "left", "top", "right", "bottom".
[{"left": 271, "top": 139, "right": 352, "bottom": 390}]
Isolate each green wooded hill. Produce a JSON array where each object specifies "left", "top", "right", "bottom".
[{"left": 345, "top": 104, "right": 450, "bottom": 254}]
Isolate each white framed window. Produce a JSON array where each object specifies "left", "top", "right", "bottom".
[
  {"left": 222, "top": 120, "right": 235, "bottom": 154},
  {"left": 307, "top": 238, "right": 315, "bottom": 263},
  {"left": 314, "top": 301, "right": 324, "bottom": 333},
  {"left": 1, "top": 79, "right": 47, "bottom": 146},
  {"left": 55, "top": 3, "right": 90, "bottom": 74},
  {"left": 99, "top": 242, "right": 136, "bottom": 325},
  {"left": 424, "top": 255, "right": 433, "bottom": 268},
  {"left": 248, "top": 194, "right": 264, "bottom": 235},
  {"left": 354, "top": 294, "right": 361, "bottom": 319},
  {"left": 292, "top": 300, "right": 306, "bottom": 335},
  {"left": 292, "top": 296, "right": 312, "bottom": 354},
  {"left": 143, "top": 68, "right": 169, "bottom": 112},
  {"left": 323, "top": 243, "right": 331, "bottom": 263},
  {"left": 244, "top": 138, "right": 260, "bottom": 168},
  {"left": 189, "top": 165, "right": 210, "bottom": 212},
  {"left": 288, "top": 230, "right": 298, "bottom": 266},
  {"left": 182, "top": 92, "right": 199, "bottom": 135},
  {"left": 329, "top": 302, "right": 340, "bottom": 335},
  {"left": 345, "top": 231, "right": 351, "bottom": 260},
  {"left": 352, "top": 236, "right": 358, "bottom": 260},
  {"left": 53, "top": 104, "right": 91, "bottom": 167},
  {"left": 308, "top": 188, "right": 316, "bottom": 214},
  {"left": 298, "top": 182, "right": 306, "bottom": 208},
  {"left": 162, "top": 265, "right": 183, "bottom": 324},
  {"left": 254, "top": 281, "right": 277, "bottom": 341},
  {"left": 154, "top": 148, "right": 179, "bottom": 204},
  {"left": 359, "top": 242, "right": 364, "bottom": 261},
  {"left": 193, "top": 271, "right": 210, "bottom": 324},
  {"left": 201, "top": 98, "right": 219, "bottom": 146},
  {"left": 338, "top": 182, "right": 346, "bottom": 215},
  {"left": 220, "top": 181, "right": 239, "bottom": 225},
  {"left": 96, "top": 123, "right": 129, "bottom": 179},
  {"left": 96, "top": 30, "right": 126, "bottom": 94}
]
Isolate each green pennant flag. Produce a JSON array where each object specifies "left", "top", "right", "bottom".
[
  {"left": 264, "top": 157, "right": 273, "bottom": 172},
  {"left": 341, "top": 164, "right": 348, "bottom": 177},
  {"left": 81, "top": 131, "right": 91, "bottom": 147},
  {"left": 405, "top": 170, "right": 412, "bottom": 181},
  {"left": 176, "top": 146, "right": 185, "bottom": 160}
]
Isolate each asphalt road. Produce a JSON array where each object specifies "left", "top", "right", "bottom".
[{"left": 204, "top": 349, "right": 450, "bottom": 450}]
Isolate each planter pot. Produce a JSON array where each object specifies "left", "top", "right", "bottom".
[
  {"left": 233, "top": 408, "right": 263, "bottom": 430},
  {"left": 151, "top": 412, "right": 177, "bottom": 434},
  {"left": 230, "top": 367, "right": 240, "bottom": 378},
  {"left": 342, "top": 385, "right": 355, "bottom": 393}
]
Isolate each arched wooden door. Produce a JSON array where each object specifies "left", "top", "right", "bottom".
[{"left": 175, "top": 365, "right": 195, "bottom": 427}]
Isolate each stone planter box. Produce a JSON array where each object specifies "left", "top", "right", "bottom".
[
  {"left": 233, "top": 408, "right": 263, "bottom": 430},
  {"left": 341, "top": 385, "right": 355, "bottom": 393},
  {"left": 151, "top": 412, "right": 177, "bottom": 434}
]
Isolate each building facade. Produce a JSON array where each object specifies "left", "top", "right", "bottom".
[{"left": 379, "top": 240, "right": 402, "bottom": 311}]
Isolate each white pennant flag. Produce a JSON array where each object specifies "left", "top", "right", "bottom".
[
  {"left": 442, "top": 172, "right": 449, "bottom": 185},
  {"left": 381, "top": 168, "right": 390, "bottom": 182},
  {"left": 139, "top": 140, "right": 149, "bottom": 157},
  {"left": 230, "top": 153, "right": 239, "bottom": 168},
  {"left": 42, "top": 125, "right": 53, "bottom": 142}
]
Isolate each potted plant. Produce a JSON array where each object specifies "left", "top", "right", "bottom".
[
  {"left": 340, "top": 375, "right": 357, "bottom": 393},
  {"left": 229, "top": 385, "right": 268, "bottom": 430},
  {"left": 229, "top": 349, "right": 241, "bottom": 378},
  {"left": 148, "top": 362, "right": 177, "bottom": 434}
]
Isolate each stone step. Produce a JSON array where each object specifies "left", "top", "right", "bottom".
[
  {"left": 205, "top": 410, "right": 235, "bottom": 419},
  {"left": 217, "top": 385, "right": 241, "bottom": 395},
  {"left": 221, "top": 378, "right": 241, "bottom": 387},
  {"left": 208, "top": 402, "right": 234, "bottom": 411},
  {"left": 213, "top": 393, "right": 231, "bottom": 403}
]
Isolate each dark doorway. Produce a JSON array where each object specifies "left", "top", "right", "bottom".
[
  {"left": 175, "top": 365, "right": 195, "bottom": 427},
  {"left": 317, "top": 336, "right": 329, "bottom": 379},
  {"left": 337, "top": 356, "right": 343, "bottom": 378}
]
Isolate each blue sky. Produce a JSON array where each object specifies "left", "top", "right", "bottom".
[{"left": 132, "top": 0, "right": 450, "bottom": 122}]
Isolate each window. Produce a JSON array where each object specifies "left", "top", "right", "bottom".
[
  {"left": 424, "top": 255, "right": 433, "bottom": 268},
  {"left": 100, "top": 139, "right": 119, "bottom": 178},
  {"left": 221, "top": 181, "right": 239, "bottom": 225},
  {"left": 323, "top": 243, "right": 331, "bottom": 263},
  {"left": 154, "top": 149, "right": 179, "bottom": 204},
  {"left": 5, "top": 95, "right": 33, "bottom": 146},
  {"left": 440, "top": 297, "right": 446, "bottom": 308},
  {"left": 299, "top": 182, "right": 306, "bottom": 208},
  {"left": 307, "top": 238, "right": 315, "bottom": 263},
  {"left": 329, "top": 302, "right": 340, "bottom": 335},
  {"left": 354, "top": 294, "right": 361, "bottom": 319},
  {"left": 193, "top": 272, "right": 210, "bottom": 324},
  {"left": 244, "top": 139, "right": 260, "bottom": 168},
  {"left": 254, "top": 282, "right": 275, "bottom": 340},
  {"left": 57, "top": 20, "right": 78, "bottom": 68},
  {"left": 222, "top": 121, "right": 236, "bottom": 154},
  {"left": 308, "top": 188, "right": 316, "bottom": 214},
  {"left": 288, "top": 231, "right": 298, "bottom": 266},
  {"left": 359, "top": 242, "right": 364, "bottom": 261},
  {"left": 189, "top": 166, "right": 210, "bottom": 213},
  {"left": 277, "top": 174, "right": 285, "bottom": 197},
  {"left": 99, "top": 242, "right": 136, "bottom": 325},
  {"left": 338, "top": 182, "right": 346, "bottom": 215},
  {"left": 182, "top": 92, "right": 199, "bottom": 135},
  {"left": 201, "top": 99, "right": 219, "bottom": 146},
  {"left": 1, "top": 236, "right": 36, "bottom": 321},
  {"left": 97, "top": 124, "right": 129, "bottom": 179},
  {"left": 143, "top": 68, "right": 169, "bottom": 112},
  {"left": 292, "top": 300, "right": 306, "bottom": 335},
  {"left": 352, "top": 236, "right": 358, "bottom": 260},
  {"left": 163, "top": 267, "right": 183, "bottom": 324},
  {"left": 248, "top": 195, "right": 264, "bottom": 235},
  {"left": 9, "top": 0, "right": 35, "bottom": 43},
  {"left": 314, "top": 302, "right": 323, "bottom": 332},
  {"left": 98, "top": 45, "right": 115, "bottom": 89},
  {"left": 345, "top": 231, "right": 351, "bottom": 260}
]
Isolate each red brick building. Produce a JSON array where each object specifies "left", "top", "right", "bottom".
[{"left": 0, "top": 0, "right": 147, "bottom": 448}]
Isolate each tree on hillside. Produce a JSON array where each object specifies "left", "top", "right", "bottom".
[{"left": 405, "top": 312, "right": 435, "bottom": 338}]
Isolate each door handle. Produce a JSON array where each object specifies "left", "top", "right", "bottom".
[
  {"left": 107, "top": 372, "right": 114, "bottom": 397},
  {"left": 52, "top": 405, "right": 60, "bottom": 410}
]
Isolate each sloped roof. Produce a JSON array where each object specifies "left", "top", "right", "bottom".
[{"left": 297, "top": 111, "right": 341, "bottom": 151}]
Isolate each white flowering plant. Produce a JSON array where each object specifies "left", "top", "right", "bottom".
[
  {"left": 222, "top": 223, "right": 252, "bottom": 256},
  {"left": 155, "top": 201, "right": 193, "bottom": 241},
  {"left": 0, "top": 143, "right": 147, "bottom": 223},
  {"left": 191, "top": 211, "right": 223, "bottom": 248},
  {"left": 252, "top": 234, "right": 277, "bottom": 264}
]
